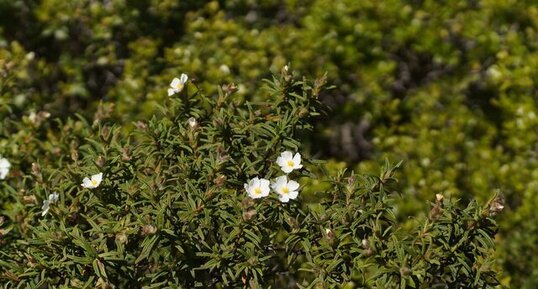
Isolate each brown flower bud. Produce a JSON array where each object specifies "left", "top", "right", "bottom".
[
  {"left": 241, "top": 197, "right": 255, "bottom": 208},
  {"left": 400, "top": 267, "right": 412, "bottom": 277},
  {"left": 31, "top": 163, "right": 41, "bottom": 178},
  {"left": 71, "top": 149, "right": 79, "bottom": 162},
  {"left": 242, "top": 209, "right": 257, "bottom": 222},
  {"left": 141, "top": 224, "right": 157, "bottom": 235},
  {"left": 121, "top": 147, "right": 131, "bottom": 161},
  {"left": 23, "top": 195, "right": 37, "bottom": 204},
  {"left": 96, "top": 155, "right": 106, "bottom": 168},
  {"left": 213, "top": 175, "right": 226, "bottom": 187},
  {"left": 325, "top": 228, "right": 335, "bottom": 244},
  {"left": 101, "top": 126, "right": 111, "bottom": 141},
  {"left": 222, "top": 83, "right": 238, "bottom": 95},
  {"left": 134, "top": 121, "right": 148, "bottom": 131},
  {"left": 115, "top": 232, "right": 128, "bottom": 244},
  {"left": 489, "top": 197, "right": 505, "bottom": 216}
]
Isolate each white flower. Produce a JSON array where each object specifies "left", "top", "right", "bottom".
[
  {"left": 271, "top": 175, "right": 299, "bottom": 203},
  {"left": 0, "top": 157, "right": 11, "bottom": 180},
  {"left": 244, "top": 177, "right": 270, "bottom": 199},
  {"left": 81, "top": 172, "right": 103, "bottom": 189},
  {"left": 41, "top": 192, "right": 59, "bottom": 216},
  {"left": 187, "top": 117, "right": 197, "bottom": 128},
  {"left": 167, "top": 73, "right": 188, "bottom": 96},
  {"left": 276, "top": 151, "right": 302, "bottom": 174}
]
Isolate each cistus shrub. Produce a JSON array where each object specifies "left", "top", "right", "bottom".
[
  {"left": 2, "top": 0, "right": 537, "bottom": 286},
  {"left": 0, "top": 72, "right": 501, "bottom": 288}
]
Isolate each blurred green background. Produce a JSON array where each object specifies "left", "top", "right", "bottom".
[{"left": 1, "top": 0, "right": 538, "bottom": 287}]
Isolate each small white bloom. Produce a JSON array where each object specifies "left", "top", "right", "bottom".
[
  {"left": 244, "top": 177, "right": 270, "bottom": 199},
  {"left": 41, "top": 192, "right": 59, "bottom": 216},
  {"left": 81, "top": 172, "right": 103, "bottom": 189},
  {"left": 276, "top": 151, "right": 302, "bottom": 174},
  {"left": 219, "top": 64, "right": 230, "bottom": 74},
  {"left": 168, "top": 73, "right": 189, "bottom": 96},
  {"left": 271, "top": 175, "right": 300, "bottom": 203},
  {"left": 0, "top": 157, "right": 11, "bottom": 180},
  {"left": 187, "top": 117, "right": 197, "bottom": 128},
  {"left": 49, "top": 192, "right": 59, "bottom": 203}
]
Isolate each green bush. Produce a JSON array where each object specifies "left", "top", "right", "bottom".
[
  {"left": 2, "top": 0, "right": 537, "bottom": 287},
  {"left": 0, "top": 72, "right": 502, "bottom": 288}
]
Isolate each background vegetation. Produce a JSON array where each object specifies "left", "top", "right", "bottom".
[{"left": 1, "top": 0, "right": 537, "bottom": 287}]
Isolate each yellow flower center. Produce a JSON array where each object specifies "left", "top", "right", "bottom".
[
  {"left": 281, "top": 187, "right": 289, "bottom": 195},
  {"left": 287, "top": 160, "right": 294, "bottom": 167},
  {"left": 91, "top": 180, "right": 98, "bottom": 186},
  {"left": 175, "top": 83, "right": 184, "bottom": 90},
  {"left": 254, "top": 187, "right": 262, "bottom": 195}
]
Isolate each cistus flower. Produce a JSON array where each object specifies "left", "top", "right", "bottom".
[
  {"left": 244, "top": 177, "right": 270, "bottom": 199},
  {"left": 271, "top": 175, "right": 300, "bottom": 203},
  {"left": 168, "top": 73, "right": 188, "bottom": 96},
  {"left": 41, "top": 192, "right": 59, "bottom": 216},
  {"left": 81, "top": 172, "right": 103, "bottom": 189},
  {"left": 276, "top": 151, "right": 302, "bottom": 174},
  {"left": 0, "top": 157, "right": 11, "bottom": 180}
]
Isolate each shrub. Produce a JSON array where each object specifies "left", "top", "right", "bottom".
[
  {"left": 0, "top": 71, "right": 502, "bottom": 288},
  {"left": 2, "top": 0, "right": 536, "bottom": 286}
]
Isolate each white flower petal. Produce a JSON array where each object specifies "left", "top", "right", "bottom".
[
  {"left": 276, "top": 156, "right": 287, "bottom": 167},
  {"left": 288, "top": 190, "right": 299, "bottom": 200},
  {"left": 281, "top": 166, "right": 293, "bottom": 174},
  {"left": 0, "top": 168, "right": 8, "bottom": 180},
  {"left": 288, "top": 180, "right": 300, "bottom": 191},
  {"left": 281, "top": 151, "right": 293, "bottom": 160},
  {"left": 170, "top": 77, "right": 180, "bottom": 88},
  {"left": 179, "top": 73, "right": 188, "bottom": 84},
  {"left": 49, "top": 192, "right": 59, "bottom": 203},
  {"left": 0, "top": 158, "right": 10, "bottom": 169},
  {"left": 278, "top": 194, "right": 290, "bottom": 203},
  {"left": 81, "top": 177, "right": 92, "bottom": 188},
  {"left": 260, "top": 179, "right": 270, "bottom": 196},
  {"left": 168, "top": 88, "right": 176, "bottom": 96},
  {"left": 272, "top": 176, "right": 287, "bottom": 188},
  {"left": 41, "top": 200, "right": 50, "bottom": 216},
  {"left": 92, "top": 173, "right": 103, "bottom": 185}
]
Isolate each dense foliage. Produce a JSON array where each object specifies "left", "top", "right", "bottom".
[
  {"left": 1, "top": 0, "right": 536, "bottom": 287},
  {"left": 0, "top": 69, "right": 501, "bottom": 288}
]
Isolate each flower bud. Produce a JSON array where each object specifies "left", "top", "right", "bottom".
[
  {"left": 96, "top": 155, "right": 106, "bottom": 168},
  {"left": 400, "top": 267, "right": 412, "bottom": 277},
  {"left": 187, "top": 117, "right": 198, "bottom": 129},
  {"left": 23, "top": 195, "right": 37, "bottom": 204},
  {"left": 222, "top": 83, "right": 238, "bottom": 95},
  {"left": 141, "top": 224, "right": 157, "bottom": 235},
  {"left": 325, "top": 228, "right": 335, "bottom": 244},
  {"left": 213, "top": 175, "right": 226, "bottom": 187},
  {"left": 101, "top": 126, "right": 111, "bottom": 141},
  {"left": 31, "top": 163, "right": 41, "bottom": 176},
  {"left": 121, "top": 147, "right": 132, "bottom": 161},
  {"left": 134, "top": 121, "right": 148, "bottom": 131},
  {"left": 489, "top": 197, "right": 505, "bottom": 216},
  {"left": 242, "top": 209, "right": 257, "bottom": 222},
  {"left": 115, "top": 232, "right": 128, "bottom": 244}
]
